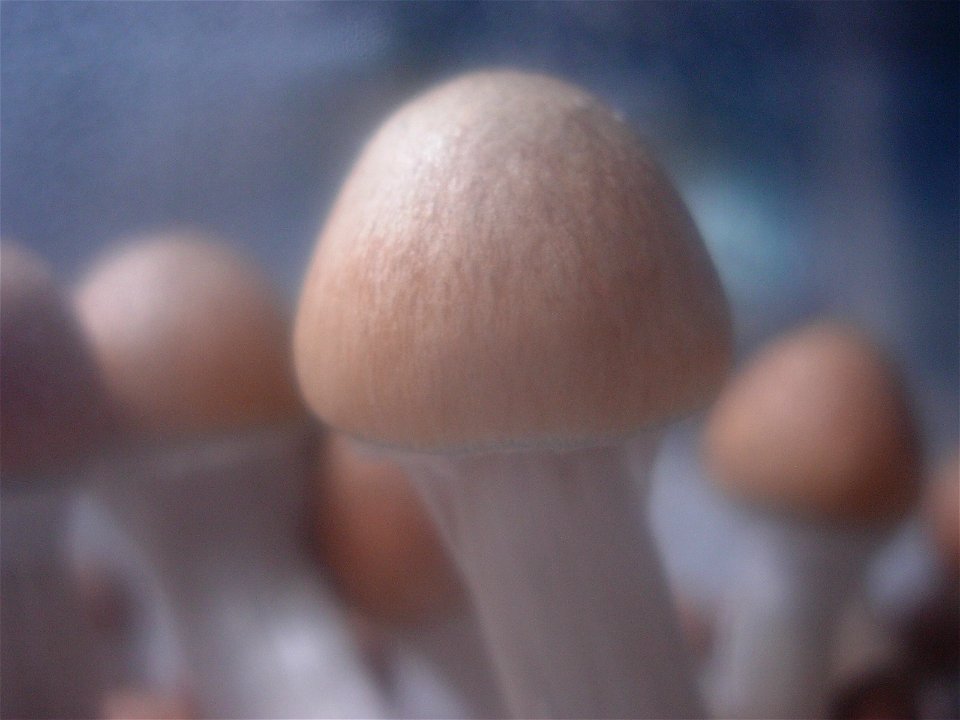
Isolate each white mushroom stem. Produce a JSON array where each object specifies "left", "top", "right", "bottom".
[
  {"left": 705, "top": 514, "right": 880, "bottom": 719},
  {"left": 387, "top": 430, "right": 703, "bottom": 719},
  {"left": 95, "top": 426, "right": 387, "bottom": 719},
  {"left": 382, "top": 607, "right": 507, "bottom": 718},
  {"left": 1, "top": 485, "right": 105, "bottom": 719}
]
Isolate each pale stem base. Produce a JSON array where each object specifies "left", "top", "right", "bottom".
[
  {"left": 404, "top": 432, "right": 704, "bottom": 719},
  {"left": 706, "top": 514, "right": 879, "bottom": 719}
]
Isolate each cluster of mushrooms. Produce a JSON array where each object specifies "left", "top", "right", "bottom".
[{"left": 1, "top": 70, "right": 956, "bottom": 719}]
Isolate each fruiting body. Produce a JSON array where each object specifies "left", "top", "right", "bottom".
[
  {"left": 295, "top": 71, "right": 730, "bottom": 718},
  {"left": 76, "top": 235, "right": 384, "bottom": 717},
  {"left": 294, "top": 71, "right": 729, "bottom": 452},
  {"left": 0, "top": 242, "right": 119, "bottom": 719},
  {"left": 702, "top": 321, "right": 920, "bottom": 719}
]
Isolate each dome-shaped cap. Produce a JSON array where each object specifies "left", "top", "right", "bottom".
[
  {"left": 294, "top": 71, "right": 730, "bottom": 451},
  {"left": 1, "top": 242, "right": 117, "bottom": 476},
  {"left": 76, "top": 233, "right": 304, "bottom": 439},
  {"left": 703, "top": 322, "right": 920, "bottom": 525}
]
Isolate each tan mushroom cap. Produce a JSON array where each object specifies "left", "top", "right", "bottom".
[
  {"left": 703, "top": 322, "right": 920, "bottom": 525},
  {"left": 317, "top": 433, "right": 461, "bottom": 624},
  {"left": 294, "top": 70, "right": 731, "bottom": 451},
  {"left": 1, "top": 242, "right": 118, "bottom": 476},
  {"left": 75, "top": 233, "right": 304, "bottom": 440}
]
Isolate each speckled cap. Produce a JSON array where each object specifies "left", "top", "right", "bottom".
[{"left": 295, "top": 71, "right": 731, "bottom": 451}]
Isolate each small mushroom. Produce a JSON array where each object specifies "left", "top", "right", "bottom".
[
  {"left": 75, "top": 233, "right": 387, "bottom": 718},
  {"left": 701, "top": 321, "right": 920, "bottom": 719},
  {"left": 294, "top": 70, "right": 731, "bottom": 718},
  {"left": 1, "top": 241, "right": 119, "bottom": 719}
]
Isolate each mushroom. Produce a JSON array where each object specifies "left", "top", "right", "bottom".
[
  {"left": 294, "top": 70, "right": 731, "bottom": 718},
  {"left": 0, "top": 242, "right": 119, "bottom": 719},
  {"left": 74, "top": 233, "right": 387, "bottom": 718},
  {"left": 701, "top": 320, "right": 920, "bottom": 719}
]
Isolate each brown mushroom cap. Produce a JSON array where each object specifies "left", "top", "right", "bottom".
[
  {"left": 317, "top": 433, "right": 461, "bottom": 624},
  {"left": 75, "top": 233, "right": 304, "bottom": 440},
  {"left": 1, "top": 242, "right": 118, "bottom": 477},
  {"left": 703, "top": 321, "right": 920, "bottom": 525},
  {"left": 294, "top": 70, "right": 730, "bottom": 451}
]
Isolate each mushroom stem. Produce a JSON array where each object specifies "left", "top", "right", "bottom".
[
  {"left": 391, "top": 430, "right": 703, "bottom": 719},
  {"left": 1, "top": 485, "right": 105, "bottom": 719},
  {"left": 96, "top": 426, "right": 387, "bottom": 718},
  {"left": 382, "top": 608, "right": 508, "bottom": 718},
  {"left": 706, "top": 515, "right": 878, "bottom": 719}
]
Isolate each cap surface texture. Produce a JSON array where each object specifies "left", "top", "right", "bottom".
[{"left": 295, "top": 71, "right": 730, "bottom": 451}]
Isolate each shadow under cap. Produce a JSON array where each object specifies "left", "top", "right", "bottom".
[{"left": 295, "top": 70, "right": 731, "bottom": 451}]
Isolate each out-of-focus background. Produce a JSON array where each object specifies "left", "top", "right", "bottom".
[
  {"left": 2, "top": 2, "right": 957, "bottom": 718},
  {"left": 4, "top": 0, "right": 957, "bottom": 580}
]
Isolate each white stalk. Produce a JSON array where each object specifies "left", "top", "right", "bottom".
[
  {"left": 94, "top": 425, "right": 387, "bottom": 718},
  {"left": 382, "top": 606, "right": 507, "bottom": 718},
  {"left": 705, "top": 514, "right": 879, "bottom": 719},
  {"left": 391, "top": 430, "right": 703, "bottom": 719},
  {"left": 1, "top": 485, "right": 105, "bottom": 719}
]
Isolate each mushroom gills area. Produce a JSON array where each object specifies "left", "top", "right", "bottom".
[{"left": 393, "top": 431, "right": 703, "bottom": 719}]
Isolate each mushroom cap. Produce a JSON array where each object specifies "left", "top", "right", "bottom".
[
  {"left": 75, "top": 233, "right": 304, "bottom": 440},
  {"left": 1, "top": 242, "right": 118, "bottom": 477},
  {"left": 703, "top": 321, "right": 920, "bottom": 525},
  {"left": 317, "top": 433, "right": 461, "bottom": 624},
  {"left": 294, "top": 70, "right": 730, "bottom": 451}
]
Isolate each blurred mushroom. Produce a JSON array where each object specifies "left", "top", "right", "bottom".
[
  {"left": 702, "top": 321, "right": 920, "bottom": 719},
  {"left": 74, "top": 233, "right": 387, "bottom": 718},
  {"left": 294, "top": 70, "right": 730, "bottom": 718},
  {"left": 1, "top": 241, "right": 120, "bottom": 718}
]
